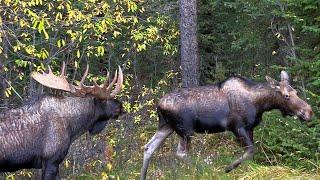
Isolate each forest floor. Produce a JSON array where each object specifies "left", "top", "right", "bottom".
[
  {"left": 75, "top": 133, "right": 320, "bottom": 180},
  {"left": 76, "top": 147, "right": 320, "bottom": 180}
]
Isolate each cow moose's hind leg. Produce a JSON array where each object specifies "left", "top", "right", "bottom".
[
  {"left": 176, "top": 136, "right": 191, "bottom": 159},
  {"left": 225, "top": 128, "right": 254, "bottom": 173},
  {"left": 141, "top": 125, "right": 173, "bottom": 180}
]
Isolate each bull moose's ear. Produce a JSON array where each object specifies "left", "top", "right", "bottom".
[{"left": 266, "top": 76, "right": 280, "bottom": 89}]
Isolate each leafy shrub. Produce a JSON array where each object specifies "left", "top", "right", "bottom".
[{"left": 254, "top": 111, "right": 320, "bottom": 171}]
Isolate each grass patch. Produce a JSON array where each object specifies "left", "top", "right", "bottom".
[{"left": 234, "top": 165, "right": 320, "bottom": 180}]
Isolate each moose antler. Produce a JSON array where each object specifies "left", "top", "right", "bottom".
[{"left": 32, "top": 62, "right": 123, "bottom": 99}]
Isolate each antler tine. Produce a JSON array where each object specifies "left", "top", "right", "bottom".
[
  {"left": 60, "top": 61, "right": 66, "bottom": 77},
  {"left": 48, "top": 66, "right": 53, "bottom": 74},
  {"left": 102, "top": 71, "right": 110, "bottom": 88},
  {"left": 86, "top": 68, "right": 121, "bottom": 99},
  {"left": 105, "top": 69, "right": 118, "bottom": 92},
  {"left": 110, "top": 66, "right": 123, "bottom": 98},
  {"left": 79, "top": 64, "right": 89, "bottom": 86},
  {"left": 69, "top": 63, "right": 96, "bottom": 97},
  {"left": 92, "top": 78, "right": 100, "bottom": 87}
]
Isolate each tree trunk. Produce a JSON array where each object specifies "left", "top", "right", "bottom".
[{"left": 179, "top": 0, "right": 200, "bottom": 88}]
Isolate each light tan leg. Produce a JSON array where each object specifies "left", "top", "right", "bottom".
[{"left": 141, "top": 125, "right": 173, "bottom": 180}]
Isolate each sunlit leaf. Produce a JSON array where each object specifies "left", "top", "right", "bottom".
[{"left": 76, "top": 50, "right": 80, "bottom": 58}]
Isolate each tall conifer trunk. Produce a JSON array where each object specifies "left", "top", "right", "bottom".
[{"left": 179, "top": 0, "right": 200, "bottom": 87}]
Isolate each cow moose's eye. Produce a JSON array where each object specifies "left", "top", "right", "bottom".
[{"left": 284, "top": 94, "right": 290, "bottom": 100}]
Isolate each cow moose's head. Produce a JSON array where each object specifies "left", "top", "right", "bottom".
[{"left": 266, "top": 71, "right": 313, "bottom": 121}]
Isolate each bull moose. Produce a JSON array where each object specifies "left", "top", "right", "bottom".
[
  {"left": 0, "top": 62, "right": 124, "bottom": 180},
  {"left": 141, "top": 71, "right": 313, "bottom": 180}
]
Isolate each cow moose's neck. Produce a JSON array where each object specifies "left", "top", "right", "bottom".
[
  {"left": 252, "top": 85, "right": 289, "bottom": 117},
  {"left": 221, "top": 77, "right": 291, "bottom": 118}
]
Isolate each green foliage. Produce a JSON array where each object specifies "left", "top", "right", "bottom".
[
  {"left": 255, "top": 112, "right": 320, "bottom": 170},
  {"left": 199, "top": 0, "right": 276, "bottom": 83},
  {"left": 0, "top": 0, "right": 179, "bottom": 99}
]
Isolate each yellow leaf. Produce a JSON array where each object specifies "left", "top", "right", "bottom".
[
  {"left": 76, "top": 50, "right": 80, "bottom": 58},
  {"left": 43, "top": 29, "right": 49, "bottom": 40},
  {"left": 133, "top": 17, "right": 138, "bottom": 24},
  {"left": 75, "top": 61, "right": 79, "bottom": 69},
  {"left": 79, "top": 35, "right": 83, "bottom": 42},
  {"left": 47, "top": 2, "right": 52, "bottom": 11},
  {"left": 5, "top": 174, "right": 15, "bottom": 180},
  {"left": 101, "top": 172, "right": 108, "bottom": 180},
  {"left": 113, "top": 31, "right": 121, "bottom": 37},
  {"left": 97, "top": 46, "right": 105, "bottom": 56},
  {"left": 61, "top": 39, "right": 65, "bottom": 46},
  {"left": 57, "top": 40, "right": 61, "bottom": 48},
  {"left": 107, "top": 163, "right": 112, "bottom": 171},
  {"left": 55, "top": 12, "right": 62, "bottom": 22},
  {"left": 64, "top": 160, "right": 70, "bottom": 168},
  {"left": 5, "top": 91, "right": 9, "bottom": 98}
]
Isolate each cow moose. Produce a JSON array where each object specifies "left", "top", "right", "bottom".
[
  {"left": 141, "top": 71, "right": 313, "bottom": 180},
  {"left": 0, "top": 62, "right": 124, "bottom": 180}
]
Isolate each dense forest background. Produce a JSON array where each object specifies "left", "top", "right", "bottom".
[{"left": 0, "top": 0, "right": 319, "bottom": 179}]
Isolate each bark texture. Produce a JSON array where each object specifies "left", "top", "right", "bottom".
[{"left": 179, "top": 0, "right": 200, "bottom": 87}]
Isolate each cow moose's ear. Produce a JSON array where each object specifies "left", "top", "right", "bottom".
[
  {"left": 266, "top": 76, "right": 280, "bottom": 90},
  {"left": 280, "top": 71, "right": 290, "bottom": 83}
]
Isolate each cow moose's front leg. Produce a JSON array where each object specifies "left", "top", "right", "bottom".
[
  {"left": 225, "top": 128, "right": 254, "bottom": 173},
  {"left": 238, "top": 128, "right": 254, "bottom": 146}
]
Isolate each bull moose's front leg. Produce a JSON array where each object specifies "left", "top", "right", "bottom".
[
  {"left": 42, "top": 162, "right": 60, "bottom": 180},
  {"left": 42, "top": 146, "right": 69, "bottom": 180},
  {"left": 225, "top": 128, "right": 254, "bottom": 172},
  {"left": 42, "top": 131, "right": 71, "bottom": 180}
]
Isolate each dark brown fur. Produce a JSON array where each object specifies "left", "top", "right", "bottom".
[{"left": 0, "top": 95, "right": 123, "bottom": 180}]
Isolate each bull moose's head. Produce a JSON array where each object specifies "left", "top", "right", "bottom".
[
  {"left": 266, "top": 71, "right": 313, "bottom": 121},
  {"left": 32, "top": 62, "right": 125, "bottom": 123}
]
